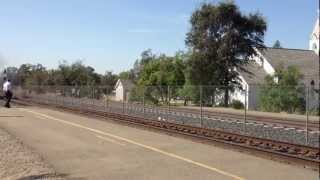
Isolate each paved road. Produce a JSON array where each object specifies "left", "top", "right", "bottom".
[{"left": 0, "top": 106, "right": 317, "bottom": 180}]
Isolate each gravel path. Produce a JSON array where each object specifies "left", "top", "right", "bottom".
[{"left": 0, "top": 128, "right": 65, "bottom": 180}]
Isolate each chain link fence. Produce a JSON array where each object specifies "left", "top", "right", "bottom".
[{"left": 10, "top": 84, "right": 320, "bottom": 147}]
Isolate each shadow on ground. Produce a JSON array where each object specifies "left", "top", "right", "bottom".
[
  {"left": 0, "top": 115, "right": 24, "bottom": 117},
  {"left": 16, "top": 173, "right": 75, "bottom": 180}
]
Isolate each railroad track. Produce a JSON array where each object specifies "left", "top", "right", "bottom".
[
  {"left": 168, "top": 106, "right": 320, "bottom": 131},
  {"left": 129, "top": 103, "right": 320, "bottom": 130},
  {"left": 13, "top": 98, "right": 320, "bottom": 170},
  {"left": 60, "top": 96, "right": 320, "bottom": 130},
  {"left": 16, "top": 94, "right": 319, "bottom": 130}
]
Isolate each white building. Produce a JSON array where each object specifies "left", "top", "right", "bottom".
[
  {"left": 114, "top": 79, "right": 135, "bottom": 102},
  {"left": 232, "top": 17, "right": 320, "bottom": 110},
  {"left": 309, "top": 18, "right": 319, "bottom": 55}
]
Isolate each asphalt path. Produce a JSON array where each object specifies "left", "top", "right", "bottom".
[{"left": 0, "top": 106, "right": 317, "bottom": 180}]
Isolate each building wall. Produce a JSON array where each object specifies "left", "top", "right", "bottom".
[
  {"left": 253, "top": 50, "right": 275, "bottom": 75},
  {"left": 247, "top": 84, "right": 262, "bottom": 110},
  {"left": 230, "top": 77, "right": 263, "bottom": 110},
  {"left": 309, "top": 18, "right": 319, "bottom": 55},
  {"left": 230, "top": 75, "right": 250, "bottom": 109},
  {"left": 309, "top": 39, "right": 319, "bottom": 55},
  {"left": 115, "top": 82, "right": 124, "bottom": 101}
]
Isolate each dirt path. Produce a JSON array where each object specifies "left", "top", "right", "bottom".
[{"left": 0, "top": 127, "right": 65, "bottom": 180}]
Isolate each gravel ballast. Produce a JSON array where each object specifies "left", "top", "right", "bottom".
[{"left": 0, "top": 128, "right": 65, "bottom": 180}]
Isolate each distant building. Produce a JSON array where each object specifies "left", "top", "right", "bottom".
[
  {"left": 114, "top": 79, "right": 135, "bottom": 102},
  {"left": 309, "top": 17, "right": 319, "bottom": 54},
  {"left": 231, "top": 18, "right": 319, "bottom": 110}
]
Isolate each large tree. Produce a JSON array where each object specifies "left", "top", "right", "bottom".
[
  {"left": 101, "top": 71, "right": 118, "bottom": 87},
  {"left": 135, "top": 52, "right": 186, "bottom": 104},
  {"left": 186, "top": 1, "right": 267, "bottom": 106}
]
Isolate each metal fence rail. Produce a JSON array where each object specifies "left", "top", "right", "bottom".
[{"left": 12, "top": 85, "right": 320, "bottom": 147}]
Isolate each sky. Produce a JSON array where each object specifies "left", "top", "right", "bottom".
[{"left": 0, "top": 0, "right": 319, "bottom": 74}]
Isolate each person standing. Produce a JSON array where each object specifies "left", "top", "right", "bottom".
[{"left": 2, "top": 78, "right": 12, "bottom": 108}]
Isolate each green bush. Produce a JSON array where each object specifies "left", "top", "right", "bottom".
[
  {"left": 259, "top": 66, "right": 306, "bottom": 114},
  {"left": 309, "top": 107, "right": 320, "bottom": 116},
  {"left": 230, "top": 100, "right": 244, "bottom": 109}
]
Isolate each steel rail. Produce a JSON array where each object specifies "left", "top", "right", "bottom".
[{"left": 13, "top": 98, "right": 320, "bottom": 170}]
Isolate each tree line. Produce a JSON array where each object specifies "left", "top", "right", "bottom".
[
  {"left": 4, "top": 1, "right": 310, "bottom": 114},
  {"left": 4, "top": 61, "right": 118, "bottom": 87},
  {"left": 2, "top": 1, "right": 267, "bottom": 108}
]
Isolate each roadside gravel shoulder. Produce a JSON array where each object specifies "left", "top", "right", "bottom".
[{"left": 0, "top": 127, "right": 65, "bottom": 180}]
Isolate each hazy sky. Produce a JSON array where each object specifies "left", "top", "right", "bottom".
[{"left": 0, "top": 0, "right": 318, "bottom": 74}]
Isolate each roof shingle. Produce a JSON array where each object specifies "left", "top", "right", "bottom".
[{"left": 259, "top": 48, "right": 319, "bottom": 86}]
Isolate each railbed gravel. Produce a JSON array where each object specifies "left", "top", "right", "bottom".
[{"left": 0, "top": 128, "right": 65, "bottom": 180}]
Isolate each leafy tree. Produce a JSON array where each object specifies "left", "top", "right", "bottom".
[
  {"left": 119, "top": 71, "right": 135, "bottom": 81},
  {"left": 131, "top": 49, "right": 156, "bottom": 82},
  {"left": 101, "top": 71, "right": 118, "bottom": 87},
  {"left": 135, "top": 52, "right": 186, "bottom": 104},
  {"left": 273, "top": 40, "right": 282, "bottom": 48},
  {"left": 54, "top": 61, "right": 101, "bottom": 86},
  {"left": 259, "top": 66, "right": 305, "bottom": 113},
  {"left": 16, "top": 64, "right": 33, "bottom": 86},
  {"left": 26, "top": 64, "right": 48, "bottom": 86},
  {"left": 4, "top": 67, "right": 19, "bottom": 85},
  {"left": 178, "top": 84, "right": 199, "bottom": 106},
  {"left": 186, "top": 1, "right": 267, "bottom": 107}
]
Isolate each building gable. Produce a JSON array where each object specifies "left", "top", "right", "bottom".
[{"left": 256, "top": 48, "right": 319, "bottom": 87}]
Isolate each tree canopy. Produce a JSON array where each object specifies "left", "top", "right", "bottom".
[
  {"left": 4, "top": 61, "right": 118, "bottom": 88},
  {"left": 132, "top": 51, "right": 187, "bottom": 104},
  {"left": 273, "top": 40, "right": 282, "bottom": 48},
  {"left": 185, "top": 1, "right": 267, "bottom": 106}
]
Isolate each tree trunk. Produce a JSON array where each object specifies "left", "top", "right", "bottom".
[
  {"left": 224, "top": 88, "right": 229, "bottom": 107},
  {"left": 211, "top": 90, "right": 215, "bottom": 107}
]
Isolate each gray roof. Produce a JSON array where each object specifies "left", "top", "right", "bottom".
[
  {"left": 259, "top": 48, "right": 319, "bottom": 86},
  {"left": 238, "top": 61, "right": 268, "bottom": 85}
]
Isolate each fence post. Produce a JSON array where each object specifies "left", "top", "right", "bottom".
[
  {"left": 244, "top": 85, "right": 248, "bottom": 132},
  {"left": 143, "top": 86, "right": 145, "bottom": 117},
  {"left": 62, "top": 86, "right": 65, "bottom": 107},
  {"left": 80, "top": 87, "right": 83, "bottom": 111},
  {"left": 122, "top": 96, "right": 125, "bottom": 114},
  {"left": 55, "top": 87, "right": 58, "bottom": 106},
  {"left": 104, "top": 87, "right": 107, "bottom": 113},
  {"left": 71, "top": 87, "right": 74, "bottom": 107},
  {"left": 92, "top": 87, "right": 94, "bottom": 106},
  {"left": 305, "top": 86, "right": 309, "bottom": 144},
  {"left": 106, "top": 86, "right": 109, "bottom": 112},
  {"left": 167, "top": 86, "right": 170, "bottom": 122},
  {"left": 200, "top": 85, "right": 203, "bottom": 127}
]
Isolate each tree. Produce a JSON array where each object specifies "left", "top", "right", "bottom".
[
  {"left": 118, "top": 71, "right": 134, "bottom": 81},
  {"left": 27, "top": 64, "right": 48, "bottom": 86},
  {"left": 54, "top": 61, "right": 102, "bottom": 86},
  {"left": 259, "top": 66, "right": 305, "bottom": 113},
  {"left": 16, "top": 64, "right": 33, "bottom": 86},
  {"left": 131, "top": 49, "right": 156, "bottom": 82},
  {"left": 135, "top": 52, "right": 186, "bottom": 104},
  {"left": 4, "top": 67, "right": 18, "bottom": 85},
  {"left": 186, "top": 1, "right": 267, "bottom": 106},
  {"left": 101, "top": 71, "right": 118, "bottom": 87},
  {"left": 273, "top": 40, "right": 282, "bottom": 48}
]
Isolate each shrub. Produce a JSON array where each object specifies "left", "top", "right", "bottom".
[{"left": 230, "top": 100, "right": 244, "bottom": 109}]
